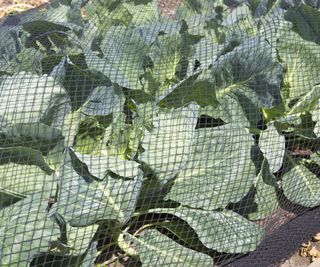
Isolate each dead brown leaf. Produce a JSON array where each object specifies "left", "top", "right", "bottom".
[
  {"left": 301, "top": 242, "right": 312, "bottom": 257},
  {"left": 313, "top": 233, "right": 320, "bottom": 242},
  {"left": 310, "top": 247, "right": 320, "bottom": 258}
]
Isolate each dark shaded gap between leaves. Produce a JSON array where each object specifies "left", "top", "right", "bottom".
[{"left": 195, "top": 115, "right": 225, "bottom": 129}]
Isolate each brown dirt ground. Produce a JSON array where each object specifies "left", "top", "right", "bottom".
[
  {"left": 223, "top": 206, "right": 320, "bottom": 267},
  {"left": 0, "top": 0, "right": 49, "bottom": 18},
  {"left": 1, "top": 0, "right": 319, "bottom": 266}
]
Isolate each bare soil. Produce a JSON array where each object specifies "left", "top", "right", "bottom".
[{"left": 0, "top": 0, "right": 49, "bottom": 18}]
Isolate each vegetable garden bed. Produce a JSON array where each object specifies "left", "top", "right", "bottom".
[{"left": 0, "top": 0, "right": 320, "bottom": 266}]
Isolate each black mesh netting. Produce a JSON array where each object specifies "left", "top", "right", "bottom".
[{"left": 0, "top": 0, "right": 320, "bottom": 266}]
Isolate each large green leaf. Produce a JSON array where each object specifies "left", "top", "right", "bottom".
[
  {"left": 124, "top": 229, "right": 213, "bottom": 266},
  {"left": 51, "top": 162, "right": 143, "bottom": 226},
  {"left": 312, "top": 105, "right": 320, "bottom": 137},
  {"left": 4, "top": 122, "right": 62, "bottom": 143},
  {"left": 148, "top": 27, "right": 202, "bottom": 99},
  {"left": 148, "top": 33, "right": 185, "bottom": 96},
  {"left": 159, "top": 70, "right": 219, "bottom": 108},
  {"left": 134, "top": 101, "right": 160, "bottom": 131},
  {"left": 86, "top": 26, "right": 149, "bottom": 90},
  {"left": 81, "top": 85, "right": 125, "bottom": 116},
  {"left": 0, "top": 163, "right": 57, "bottom": 208},
  {"left": 0, "top": 122, "right": 63, "bottom": 152},
  {"left": 0, "top": 26, "right": 30, "bottom": 70},
  {"left": 45, "top": 139, "right": 65, "bottom": 172},
  {"left": 166, "top": 123, "right": 256, "bottom": 210},
  {"left": 285, "top": 3, "right": 320, "bottom": 44},
  {"left": 222, "top": 4, "right": 259, "bottom": 39},
  {"left": 248, "top": 158, "right": 279, "bottom": 220},
  {"left": 214, "top": 85, "right": 262, "bottom": 127},
  {"left": 0, "top": 146, "right": 54, "bottom": 174},
  {"left": 49, "top": 56, "right": 68, "bottom": 85},
  {"left": 136, "top": 20, "right": 182, "bottom": 46},
  {"left": 189, "top": 37, "right": 221, "bottom": 71},
  {"left": 0, "top": 191, "right": 61, "bottom": 266},
  {"left": 151, "top": 219, "right": 206, "bottom": 250},
  {"left": 79, "top": 241, "right": 98, "bottom": 267},
  {"left": 124, "top": 1, "right": 159, "bottom": 25},
  {"left": 57, "top": 56, "right": 106, "bottom": 111},
  {"left": 310, "top": 151, "right": 320, "bottom": 165},
  {"left": 65, "top": 224, "right": 98, "bottom": 256},
  {"left": 74, "top": 123, "right": 106, "bottom": 157},
  {"left": 81, "top": 0, "right": 132, "bottom": 42},
  {"left": 286, "top": 84, "right": 320, "bottom": 116},
  {"left": 259, "top": 122, "right": 285, "bottom": 173},
  {"left": 250, "top": 0, "right": 279, "bottom": 18},
  {"left": 61, "top": 110, "right": 84, "bottom": 148},
  {"left": 21, "top": 19, "right": 75, "bottom": 53},
  {"left": 182, "top": 13, "right": 213, "bottom": 37},
  {"left": 277, "top": 30, "right": 320, "bottom": 104},
  {"left": 148, "top": 207, "right": 265, "bottom": 254},
  {"left": 175, "top": 0, "right": 223, "bottom": 18},
  {"left": 38, "top": 0, "right": 83, "bottom": 29},
  {"left": 211, "top": 36, "right": 282, "bottom": 127},
  {"left": 0, "top": 48, "right": 42, "bottom": 75},
  {"left": 74, "top": 150, "right": 141, "bottom": 180},
  {"left": 46, "top": 222, "right": 98, "bottom": 261},
  {"left": 0, "top": 73, "right": 71, "bottom": 128},
  {"left": 101, "top": 111, "right": 142, "bottom": 159},
  {"left": 282, "top": 154, "right": 320, "bottom": 207},
  {"left": 140, "top": 104, "right": 198, "bottom": 183}
]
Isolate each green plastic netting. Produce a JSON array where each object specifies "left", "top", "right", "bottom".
[{"left": 0, "top": 0, "right": 320, "bottom": 266}]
